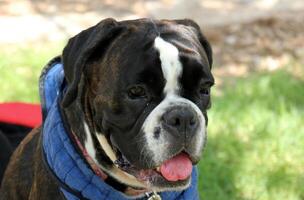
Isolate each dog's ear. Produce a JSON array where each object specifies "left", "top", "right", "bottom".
[
  {"left": 62, "top": 18, "right": 125, "bottom": 107},
  {"left": 174, "top": 19, "right": 213, "bottom": 68}
]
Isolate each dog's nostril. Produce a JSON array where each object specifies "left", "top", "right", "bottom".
[
  {"left": 190, "top": 117, "right": 196, "bottom": 126},
  {"left": 154, "top": 127, "right": 161, "bottom": 139},
  {"left": 174, "top": 118, "right": 181, "bottom": 126},
  {"left": 167, "top": 116, "right": 181, "bottom": 127}
]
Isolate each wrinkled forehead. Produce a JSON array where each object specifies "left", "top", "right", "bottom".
[
  {"left": 128, "top": 21, "right": 204, "bottom": 55},
  {"left": 116, "top": 22, "right": 208, "bottom": 71},
  {"left": 156, "top": 26, "right": 210, "bottom": 72},
  {"left": 158, "top": 23, "right": 203, "bottom": 54}
]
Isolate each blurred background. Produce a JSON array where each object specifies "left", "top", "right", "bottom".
[{"left": 0, "top": 0, "right": 303, "bottom": 199}]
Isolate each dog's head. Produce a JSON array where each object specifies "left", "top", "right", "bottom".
[{"left": 61, "top": 18, "right": 214, "bottom": 193}]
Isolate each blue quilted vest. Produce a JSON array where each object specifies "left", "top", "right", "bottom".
[{"left": 40, "top": 58, "right": 200, "bottom": 200}]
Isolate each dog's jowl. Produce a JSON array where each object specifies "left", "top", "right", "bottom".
[{"left": 0, "top": 18, "right": 214, "bottom": 200}]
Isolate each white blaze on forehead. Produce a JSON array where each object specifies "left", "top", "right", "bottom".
[{"left": 154, "top": 37, "right": 182, "bottom": 95}]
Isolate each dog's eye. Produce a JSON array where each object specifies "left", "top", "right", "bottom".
[{"left": 128, "top": 85, "right": 146, "bottom": 99}]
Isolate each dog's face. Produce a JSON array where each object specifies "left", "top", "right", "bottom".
[{"left": 62, "top": 18, "right": 214, "bottom": 192}]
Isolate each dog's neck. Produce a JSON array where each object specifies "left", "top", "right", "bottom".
[
  {"left": 60, "top": 93, "right": 149, "bottom": 197},
  {"left": 70, "top": 128, "right": 148, "bottom": 196}
]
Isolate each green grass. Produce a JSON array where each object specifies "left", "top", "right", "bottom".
[
  {"left": 198, "top": 71, "right": 304, "bottom": 200},
  {"left": 1, "top": 44, "right": 303, "bottom": 200},
  {"left": 0, "top": 42, "right": 65, "bottom": 102}
]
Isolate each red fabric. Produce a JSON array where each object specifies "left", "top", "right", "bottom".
[{"left": 0, "top": 102, "right": 42, "bottom": 128}]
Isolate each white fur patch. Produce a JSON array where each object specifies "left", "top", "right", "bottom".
[
  {"left": 96, "top": 134, "right": 117, "bottom": 162},
  {"left": 84, "top": 122, "right": 99, "bottom": 163},
  {"left": 143, "top": 96, "right": 206, "bottom": 163},
  {"left": 142, "top": 36, "right": 206, "bottom": 163}
]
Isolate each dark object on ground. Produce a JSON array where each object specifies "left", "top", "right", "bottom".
[
  {"left": 0, "top": 103, "right": 41, "bottom": 185},
  {"left": 0, "top": 130, "right": 13, "bottom": 184}
]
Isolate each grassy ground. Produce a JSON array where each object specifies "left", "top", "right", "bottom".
[
  {"left": 0, "top": 44, "right": 303, "bottom": 200},
  {"left": 0, "top": 42, "right": 65, "bottom": 102},
  {"left": 198, "top": 70, "right": 304, "bottom": 200}
]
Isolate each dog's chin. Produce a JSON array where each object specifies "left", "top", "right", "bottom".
[
  {"left": 135, "top": 169, "right": 192, "bottom": 192},
  {"left": 113, "top": 150, "right": 195, "bottom": 192}
]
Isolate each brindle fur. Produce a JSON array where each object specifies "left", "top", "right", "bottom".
[{"left": 0, "top": 128, "right": 62, "bottom": 199}]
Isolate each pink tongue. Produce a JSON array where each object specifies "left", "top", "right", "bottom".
[{"left": 160, "top": 153, "right": 192, "bottom": 182}]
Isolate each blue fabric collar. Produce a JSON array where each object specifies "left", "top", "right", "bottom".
[{"left": 40, "top": 60, "right": 200, "bottom": 200}]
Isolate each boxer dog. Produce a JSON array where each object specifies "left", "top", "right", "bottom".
[{"left": 0, "top": 18, "right": 214, "bottom": 200}]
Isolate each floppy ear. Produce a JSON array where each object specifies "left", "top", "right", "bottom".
[
  {"left": 174, "top": 19, "right": 213, "bottom": 68},
  {"left": 62, "top": 18, "right": 125, "bottom": 107}
]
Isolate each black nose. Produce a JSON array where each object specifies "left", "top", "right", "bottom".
[{"left": 162, "top": 107, "right": 198, "bottom": 137}]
